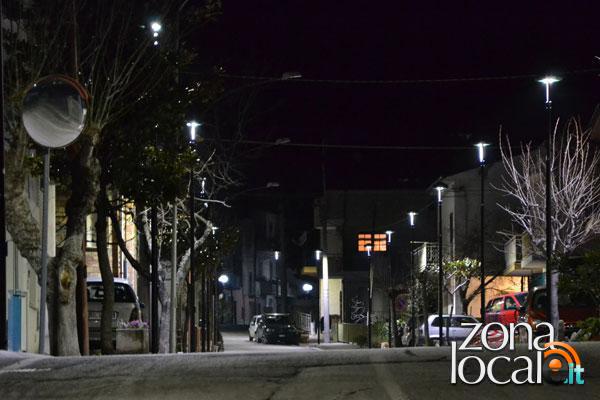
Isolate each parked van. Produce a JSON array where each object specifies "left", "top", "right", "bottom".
[{"left": 525, "top": 286, "right": 596, "bottom": 338}]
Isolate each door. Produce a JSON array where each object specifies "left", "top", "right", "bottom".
[{"left": 501, "top": 296, "right": 518, "bottom": 325}]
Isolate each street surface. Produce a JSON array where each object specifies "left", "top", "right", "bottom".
[
  {"left": 222, "top": 330, "right": 315, "bottom": 353},
  {"left": 0, "top": 343, "right": 598, "bottom": 399}
]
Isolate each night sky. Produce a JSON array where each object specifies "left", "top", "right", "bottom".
[{"left": 198, "top": 1, "right": 600, "bottom": 192}]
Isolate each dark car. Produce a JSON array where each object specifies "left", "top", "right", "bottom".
[
  {"left": 255, "top": 313, "right": 300, "bottom": 345},
  {"left": 525, "top": 286, "right": 597, "bottom": 338}
]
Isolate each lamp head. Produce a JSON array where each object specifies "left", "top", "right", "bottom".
[
  {"left": 315, "top": 249, "right": 322, "bottom": 261},
  {"left": 186, "top": 121, "right": 201, "bottom": 142},
  {"left": 302, "top": 283, "right": 313, "bottom": 293},
  {"left": 538, "top": 76, "right": 560, "bottom": 85},
  {"left": 218, "top": 274, "right": 229, "bottom": 284},
  {"left": 475, "top": 142, "right": 490, "bottom": 164},
  {"left": 408, "top": 211, "right": 417, "bottom": 227}
]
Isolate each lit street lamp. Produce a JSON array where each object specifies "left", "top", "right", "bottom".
[
  {"left": 302, "top": 283, "right": 313, "bottom": 293},
  {"left": 366, "top": 243, "right": 373, "bottom": 348},
  {"left": 475, "top": 142, "right": 489, "bottom": 323},
  {"left": 186, "top": 120, "right": 202, "bottom": 352},
  {"left": 408, "top": 211, "right": 417, "bottom": 346},
  {"left": 434, "top": 183, "right": 447, "bottom": 346},
  {"left": 538, "top": 75, "right": 560, "bottom": 336}
]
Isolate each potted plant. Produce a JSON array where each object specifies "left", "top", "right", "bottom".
[{"left": 116, "top": 320, "right": 149, "bottom": 353}]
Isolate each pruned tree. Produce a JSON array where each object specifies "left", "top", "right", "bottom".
[{"left": 499, "top": 119, "right": 600, "bottom": 333}]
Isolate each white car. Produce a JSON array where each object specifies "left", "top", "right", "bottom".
[
  {"left": 248, "top": 315, "right": 262, "bottom": 341},
  {"left": 418, "top": 314, "right": 479, "bottom": 345}
]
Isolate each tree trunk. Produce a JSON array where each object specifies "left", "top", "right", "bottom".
[
  {"left": 421, "top": 279, "right": 430, "bottom": 346},
  {"left": 158, "top": 263, "right": 170, "bottom": 353},
  {"left": 96, "top": 186, "right": 115, "bottom": 354},
  {"left": 49, "top": 130, "right": 100, "bottom": 356}
]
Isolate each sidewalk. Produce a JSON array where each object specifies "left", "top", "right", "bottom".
[
  {"left": 0, "top": 350, "right": 49, "bottom": 370},
  {"left": 305, "top": 334, "right": 360, "bottom": 350}
]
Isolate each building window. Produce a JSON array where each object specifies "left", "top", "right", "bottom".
[{"left": 357, "top": 233, "right": 387, "bottom": 252}]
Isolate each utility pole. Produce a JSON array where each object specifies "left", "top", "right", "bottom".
[
  {"left": 0, "top": 0, "right": 7, "bottom": 350},
  {"left": 169, "top": 205, "right": 177, "bottom": 353},
  {"left": 188, "top": 169, "right": 196, "bottom": 352},
  {"left": 151, "top": 206, "right": 159, "bottom": 353},
  {"left": 408, "top": 212, "right": 417, "bottom": 346}
]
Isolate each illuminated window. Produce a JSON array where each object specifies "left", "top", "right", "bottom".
[{"left": 357, "top": 233, "right": 387, "bottom": 252}]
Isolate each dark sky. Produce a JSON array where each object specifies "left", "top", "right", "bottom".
[{"left": 198, "top": 1, "right": 600, "bottom": 192}]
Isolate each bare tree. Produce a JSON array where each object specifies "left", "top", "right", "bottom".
[{"left": 499, "top": 119, "right": 600, "bottom": 333}]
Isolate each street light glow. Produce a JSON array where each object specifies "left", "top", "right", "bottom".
[
  {"left": 315, "top": 249, "right": 322, "bottom": 260},
  {"left": 186, "top": 121, "right": 201, "bottom": 142},
  {"left": 475, "top": 142, "right": 489, "bottom": 164},
  {"left": 218, "top": 274, "right": 229, "bottom": 284},
  {"left": 538, "top": 75, "right": 560, "bottom": 104},
  {"left": 408, "top": 211, "right": 417, "bottom": 227},
  {"left": 302, "top": 283, "right": 313, "bottom": 293},
  {"left": 385, "top": 230, "right": 393, "bottom": 243},
  {"left": 435, "top": 185, "right": 446, "bottom": 203},
  {"left": 365, "top": 244, "right": 372, "bottom": 257},
  {"left": 274, "top": 250, "right": 280, "bottom": 260},
  {"left": 150, "top": 22, "right": 162, "bottom": 32}
]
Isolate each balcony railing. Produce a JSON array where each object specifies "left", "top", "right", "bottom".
[
  {"left": 414, "top": 242, "right": 439, "bottom": 272},
  {"left": 503, "top": 233, "right": 544, "bottom": 275}
]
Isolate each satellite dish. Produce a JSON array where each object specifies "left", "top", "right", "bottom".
[{"left": 22, "top": 75, "right": 88, "bottom": 148}]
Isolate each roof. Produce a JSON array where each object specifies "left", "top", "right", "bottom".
[{"left": 86, "top": 276, "right": 132, "bottom": 285}]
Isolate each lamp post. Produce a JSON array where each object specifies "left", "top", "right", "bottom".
[
  {"left": 187, "top": 120, "right": 201, "bottom": 352},
  {"left": 408, "top": 211, "right": 417, "bottom": 346},
  {"left": 385, "top": 230, "right": 394, "bottom": 347},
  {"left": 218, "top": 274, "right": 234, "bottom": 325},
  {"left": 366, "top": 243, "right": 373, "bottom": 349},
  {"left": 314, "top": 250, "right": 323, "bottom": 344},
  {"left": 434, "top": 184, "right": 446, "bottom": 346},
  {"left": 538, "top": 76, "right": 560, "bottom": 335},
  {"left": 475, "top": 142, "right": 489, "bottom": 322}
]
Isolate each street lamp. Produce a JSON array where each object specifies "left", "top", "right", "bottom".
[
  {"left": 218, "top": 274, "right": 234, "bottom": 324},
  {"left": 150, "top": 21, "right": 162, "bottom": 45},
  {"left": 385, "top": 230, "right": 393, "bottom": 243},
  {"left": 186, "top": 120, "right": 202, "bottom": 352},
  {"left": 475, "top": 142, "right": 489, "bottom": 323},
  {"left": 408, "top": 211, "right": 417, "bottom": 346},
  {"left": 302, "top": 283, "right": 313, "bottom": 293},
  {"left": 218, "top": 274, "right": 229, "bottom": 284},
  {"left": 365, "top": 243, "right": 373, "bottom": 348},
  {"left": 433, "top": 183, "right": 447, "bottom": 346},
  {"left": 538, "top": 75, "right": 560, "bottom": 336}
]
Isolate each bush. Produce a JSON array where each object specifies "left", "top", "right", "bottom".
[{"left": 355, "top": 334, "right": 368, "bottom": 348}]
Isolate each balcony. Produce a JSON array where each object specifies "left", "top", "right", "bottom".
[
  {"left": 503, "top": 233, "right": 544, "bottom": 276},
  {"left": 414, "top": 242, "right": 439, "bottom": 272}
]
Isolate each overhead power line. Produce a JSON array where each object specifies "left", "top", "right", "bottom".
[
  {"left": 209, "top": 138, "right": 518, "bottom": 151},
  {"left": 213, "top": 68, "right": 600, "bottom": 85}
]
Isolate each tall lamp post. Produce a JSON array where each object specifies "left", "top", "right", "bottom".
[
  {"left": 434, "top": 184, "right": 447, "bottom": 346},
  {"left": 538, "top": 76, "right": 560, "bottom": 335},
  {"left": 475, "top": 142, "right": 489, "bottom": 322},
  {"left": 385, "top": 230, "right": 394, "bottom": 348},
  {"left": 187, "top": 120, "right": 201, "bottom": 352},
  {"left": 366, "top": 243, "right": 373, "bottom": 349},
  {"left": 408, "top": 211, "right": 417, "bottom": 346}
]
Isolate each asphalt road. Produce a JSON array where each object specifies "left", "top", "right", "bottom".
[
  {"left": 222, "top": 330, "right": 314, "bottom": 353},
  {"left": 0, "top": 343, "right": 598, "bottom": 399}
]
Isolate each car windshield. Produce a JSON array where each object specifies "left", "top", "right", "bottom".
[
  {"left": 264, "top": 315, "right": 291, "bottom": 325},
  {"left": 515, "top": 293, "right": 527, "bottom": 306},
  {"left": 87, "top": 283, "right": 136, "bottom": 303}
]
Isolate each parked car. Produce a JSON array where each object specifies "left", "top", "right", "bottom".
[
  {"left": 525, "top": 286, "right": 597, "bottom": 338},
  {"left": 255, "top": 313, "right": 300, "bottom": 345},
  {"left": 87, "top": 277, "right": 142, "bottom": 347},
  {"left": 484, "top": 292, "right": 528, "bottom": 326},
  {"left": 248, "top": 314, "right": 262, "bottom": 341},
  {"left": 417, "top": 315, "right": 479, "bottom": 345}
]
